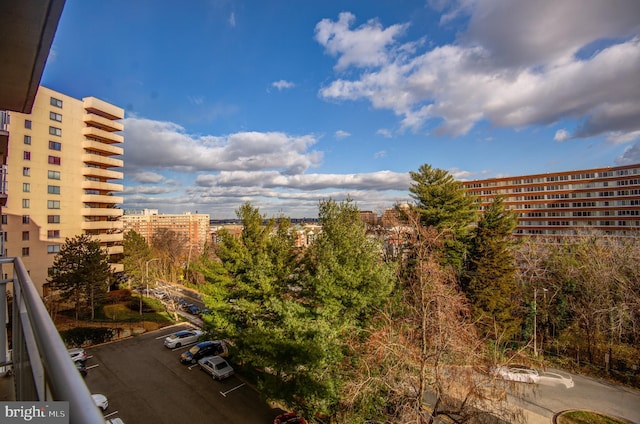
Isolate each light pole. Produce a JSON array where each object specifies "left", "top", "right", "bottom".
[{"left": 140, "top": 258, "right": 160, "bottom": 317}]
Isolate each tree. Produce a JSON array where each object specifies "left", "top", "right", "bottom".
[
  {"left": 48, "top": 234, "right": 112, "bottom": 321},
  {"left": 409, "top": 164, "right": 477, "bottom": 273},
  {"left": 151, "top": 228, "right": 187, "bottom": 282},
  {"left": 122, "top": 230, "right": 154, "bottom": 316},
  {"left": 463, "top": 196, "right": 522, "bottom": 340}
]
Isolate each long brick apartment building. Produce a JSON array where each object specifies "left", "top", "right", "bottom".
[{"left": 461, "top": 163, "right": 640, "bottom": 237}]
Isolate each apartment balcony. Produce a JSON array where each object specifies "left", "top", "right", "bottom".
[
  {"left": 89, "top": 233, "right": 122, "bottom": 244},
  {"left": 107, "top": 245, "right": 124, "bottom": 255},
  {"left": 82, "top": 167, "right": 123, "bottom": 180},
  {"left": 110, "top": 263, "right": 124, "bottom": 273},
  {"left": 82, "top": 194, "right": 124, "bottom": 204},
  {"left": 81, "top": 221, "right": 123, "bottom": 231},
  {"left": 82, "top": 153, "right": 123, "bottom": 168},
  {"left": 83, "top": 97, "right": 124, "bottom": 121},
  {"left": 0, "top": 257, "right": 106, "bottom": 423},
  {"left": 81, "top": 127, "right": 123, "bottom": 144},
  {"left": 0, "top": 164, "right": 7, "bottom": 207},
  {"left": 83, "top": 113, "right": 123, "bottom": 132},
  {"left": 0, "top": 111, "right": 9, "bottom": 158},
  {"left": 82, "top": 180, "right": 123, "bottom": 193},
  {"left": 82, "top": 138, "right": 123, "bottom": 156},
  {"left": 81, "top": 207, "right": 123, "bottom": 218}
]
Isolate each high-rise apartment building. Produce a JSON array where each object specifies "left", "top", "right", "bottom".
[
  {"left": 2, "top": 86, "right": 125, "bottom": 295},
  {"left": 461, "top": 163, "right": 640, "bottom": 237},
  {"left": 122, "top": 209, "right": 210, "bottom": 252}
]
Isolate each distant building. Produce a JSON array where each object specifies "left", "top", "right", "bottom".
[
  {"left": 359, "top": 210, "right": 378, "bottom": 226},
  {"left": 122, "top": 209, "right": 210, "bottom": 252},
  {"left": 462, "top": 163, "right": 640, "bottom": 237},
  {"left": 2, "top": 86, "right": 125, "bottom": 295}
]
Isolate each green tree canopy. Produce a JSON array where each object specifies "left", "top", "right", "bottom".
[
  {"left": 48, "top": 234, "right": 112, "bottom": 320},
  {"left": 409, "top": 164, "right": 477, "bottom": 272}
]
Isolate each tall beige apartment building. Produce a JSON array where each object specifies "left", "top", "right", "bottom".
[
  {"left": 462, "top": 163, "right": 640, "bottom": 237},
  {"left": 122, "top": 209, "right": 210, "bottom": 253},
  {"left": 2, "top": 86, "right": 124, "bottom": 295}
]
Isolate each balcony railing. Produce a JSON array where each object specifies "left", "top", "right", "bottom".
[{"left": 0, "top": 257, "right": 105, "bottom": 423}]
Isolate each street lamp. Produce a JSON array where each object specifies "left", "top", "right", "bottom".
[{"left": 145, "top": 258, "right": 161, "bottom": 295}]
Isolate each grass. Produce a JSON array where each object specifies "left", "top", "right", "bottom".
[{"left": 556, "top": 410, "right": 630, "bottom": 424}]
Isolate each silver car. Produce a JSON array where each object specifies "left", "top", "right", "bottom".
[
  {"left": 197, "top": 355, "right": 234, "bottom": 380},
  {"left": 163, "top": 329, "right": 203, "bottom": 349}
]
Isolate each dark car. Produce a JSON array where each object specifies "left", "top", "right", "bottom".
[
  {"left": 180, "top": 340, "right": 228, "bottom": 364},
  {"left": 186, "top": 304, "right": 201, "bottom": 315},
  {"left": 76, "top": 361, "right": 88, "bottom": 378},
  {"left": 274, "top": 413, "right": 307, "bottom": 424}
]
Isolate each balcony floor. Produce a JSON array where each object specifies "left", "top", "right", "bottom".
[{"left": 0, "top": 371, "right": 14, "bottom": 401}]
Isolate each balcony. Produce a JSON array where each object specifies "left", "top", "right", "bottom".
[
  {"left": 82, "top": 180, "right": 123, "bottom": 193},
  {"left": 82, "top": 167, "right": 123, "bottom": 180},
  {"left": 81, "top": 207, "right": 123, "bottom": 218},
  {"left": 89, "top": 233, "right": 122, "bottom": 244},
  {"left": 82, "top": 139, "right": 123, "bottom": 156},
  {"left": 81, "top": 220, "right": 123, "bottom": 231},
  {"left": 0, "top": 257, "right": 105, "bottom": 423},
  {"left": 82, "top": 153, "right": 123, "bottom": 168},
  {"left": 83, "top": 113, "right": 123, "bottom": 132},
  {"left": 0, "top": 164, "right": 7, "bottom": 207},
  {"left": 81, "top": 127, "right": 123, "bottom": 144},
  {"left": 82, "top": 97, "right": 124, "bottom": 121},
  {"left": 82, "top": 194, "right": 123, "bottom": 204},
  {"left": 107, "top": 245, "right": 124, "bottom": 255}
]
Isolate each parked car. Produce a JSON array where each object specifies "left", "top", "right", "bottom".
[
  {"left": 180, "top": 340, "right": 228, "bottom": 364},
  {"left": 105, "top": 419, "right": 124, "bottom": 424},
  {"left": 539, "top": 370, "right": 574, "bottom": 388},
  {"left": 493, "top": 365, "right": 539, "bottom": 384},
  {"left": 274, "top": 412, "right": 307, "bottom": 424},
  {"left": 92, "top": 393, "right": 108, "bottom": 411},
  {"left": 76, "top": 361, "right": 88, "bottom": 378},
  {"left": 186, "top": 304, "right": 201, "bottom": 315},
  {"left": 68, "top": 347, "right": 87, "bottom": 364},
  {"left": 163, "top": 329, "right": 203, "bottom": 349},
  {"left": 198, "top": 355, "right": 234, "bottom": 380}
]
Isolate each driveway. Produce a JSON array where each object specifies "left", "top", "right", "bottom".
[{"left": 82, "top": 324, "right": 283, "bottom": 424}]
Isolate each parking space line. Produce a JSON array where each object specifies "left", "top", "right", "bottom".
[
  {"left": 188, "top": 363, "right": 199, "bottom": 370},
  {"left": 103, "top": 411, "right": 119, "bottom": 419},
  {"left": 86, "top": 364, "right": 100, "bottom": 370},
  {"left": 171, "top": 342, "right": 197, "bottom": 351},
  {"left": 220, "top": 383, "right": 245, "bottom": 397}
]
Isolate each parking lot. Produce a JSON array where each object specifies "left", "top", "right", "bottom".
[{"left": 82, "top": 323, "right": 284, "bottom": 424}]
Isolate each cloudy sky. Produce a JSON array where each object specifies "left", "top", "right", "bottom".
[{"left": 42, "top": 0, "right": 640, "bottom": 218}]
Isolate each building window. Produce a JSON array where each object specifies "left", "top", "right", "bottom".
[
  {"left": 48, "top": 185, "right": 60, "bottom": 194},
  {"left": 22, "top": 183, "right": 30, "bottom": 192},
  {"left": 23, "top": 167, "right": 30, "bottom": 176},
  {"left": 48, "top": 170, "right": 61, "bottom": 180},
  {"left": 24, "top": 135, "right": 31, "bottom": 145},
  {"left": 22, "top": 231, "right": 29, "bottom": 241},
  {"left": 1, "top": 215, "right": 6, "bottom": 225},
  {"left": 47, "top": 215, "right": 60, "bottom": 224},
  {"left": 47, "top": 200, "right": 60, "bottom": 209},
  {"left": 48, "top": 245, "right": 61, "bottom": 254},
  {"left": 22, "top": 215, "right": 30, "bottom": 224},
  {"left": 49, "top": 141, "right": 62, "bottom": 151},
  {"left": 23, "top": 151, "right": 31, "bottom": 160},
  {"left": 49, "top": 111, "right": 62, "bottom": 122},
  {"left": 48, "top": 156, "right": 61, "bottom": 165},
  {"left": 47, "top": 230, "right": 60, "bottom": 239},
  {"left": 24, "top": 119, "right": 31, "bottom": 129},
  {"left": 22, "top": 199, "right": 29, "bottom": 208},
  {"left": 22, "top": 247, "right": 29, "bottom": 256},
  {"left": 50, "top": 97, "right": 63, "bottom": 108},
  {"left": 49, "top": 126, "right": 61, "bottom": 136}
]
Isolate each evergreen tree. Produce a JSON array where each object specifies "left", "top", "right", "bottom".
[
  {"left": 409, "top": 164, "right": 477, "bottom": 273},
  {"left": 122, "top": 230, "right": 154, "bottom": 315},
  {"left": 48, "top": 234, "right": 112, "bottom": 320},
  {"left": 463, "top": 196, "right": 521, "bottom": 340}
]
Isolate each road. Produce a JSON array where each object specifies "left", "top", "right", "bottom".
[
  {"left": 83, "top": 324, "right": 284, "bottom": 424},
  {"left": 510, "top": 368, "right": 640, "bottom": 423}
]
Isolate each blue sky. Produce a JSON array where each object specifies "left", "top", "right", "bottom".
[{"left": 41, "top": 0, "right": 640, "bottom": 218}]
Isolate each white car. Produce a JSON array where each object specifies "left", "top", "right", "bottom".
[
  {"left": 198, "top": 355, "right": 234, "bottom": 380},
  {"left": 92, "top": 393, "right": 108, "bottom": 411},
  {"left": 539, "top": 371, "right": 575, "bottom": 388},
  {"left": 163, "top": 329, "right": 203, "bottom": 349},
  {"left": 68, "top": 347, "right": 87, "bottom": 364},
  {"left": 493, "top": 365, "right": 540, "bottom": 384},
  {"left": 105, "top": 419, "right": 124, "bottom": 424}
]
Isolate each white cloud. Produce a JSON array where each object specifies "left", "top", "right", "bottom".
[
  {"left": 316, "top": 2, "right": 640, "bottom": 142},
  {"left": 130, "top": 171, "right": 166, "bottom": 183},
  {"left": 335, "top": 130, "right": 351, "bottom": 139},
  {"left": 554, "top": 129, "right": 570, "bottom": 142},
  {"left": 374, "top": 150, "right": 387, "bottom": 159},
  {"left": 229, "top": 12, "right": 236, "bottom": 27},
  {"left": 315, "top": 11, "right": 409, "bottom": 71},
  {"left": 271, "top": 80, "right": 295, "bottom": 91},
  {"left": 376, "top": 128, "right": 393, "bottom": 138}
]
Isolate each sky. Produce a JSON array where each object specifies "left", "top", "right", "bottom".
[{"left": 41, "top": 0, "right": 640, "bottom": 218}]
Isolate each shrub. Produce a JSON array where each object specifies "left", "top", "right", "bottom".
[{"left": 60, "top": 327, "right": 116, "bottom": 347}]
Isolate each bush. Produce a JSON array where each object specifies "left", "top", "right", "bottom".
[
  {"left": 60, "top": 327, "right": 116, "bottom": 347},
  {"left": 106, "top": 289, "right": 133, "bottom": 304}
]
